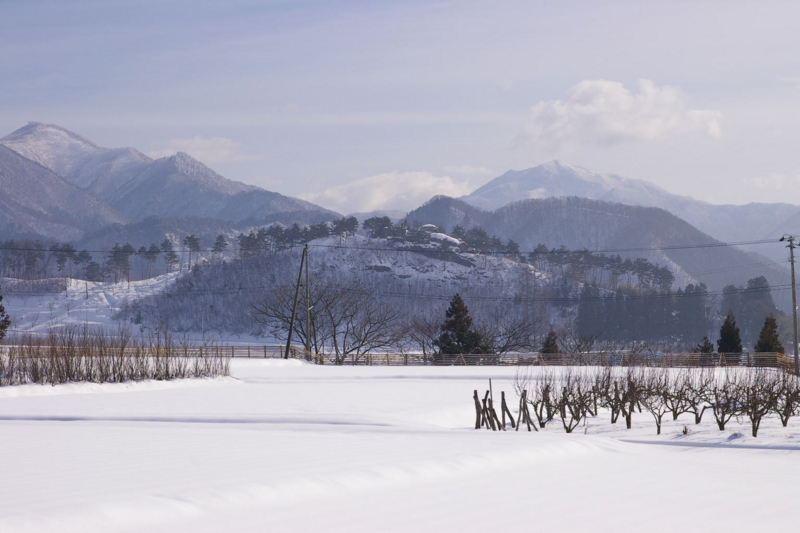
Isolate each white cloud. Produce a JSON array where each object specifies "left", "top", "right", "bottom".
[
  {"left": 522, "top": 79, "right": 722, "bottom": 151},
  {"left": 303, "top": 171, "right": 480, "bottom": 213},
  {"left": 148, "top": 136, "right": 257, "bottom": 165}
]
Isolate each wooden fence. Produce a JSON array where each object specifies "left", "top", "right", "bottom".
[
  {"left": 231, "top": 347, "right": 794, "bottom": 370},
  {"left": 5, "top": 343, "right": 792, "bottom": 370}
]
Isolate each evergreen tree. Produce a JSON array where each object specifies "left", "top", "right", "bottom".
[
  {"left": 434, "top": 294, "right": 493, "bottom": 354},
  {"left": 575, "top": 284, "right": 602, "bottom": 338},
  {"left": 754, "top": 314, "right": 785, "bottom": 353},
  {"left": 541, "top": 330, "right": 559, "bottom": 354},
  {"left": 145, "top": 244, "right": 161, "bottom": 276},
  {"left": 695, "top": 336, "right": 714, "bottom": 354},
  {"left": 183, "top": 235, "right": 201, "bottom": 268},
  {"left": 161, "top": 239, "right": 179, "bottom": 272},
  {"left": 363, "top": 216, "right": 394, "bottom": 238},
  {"left": 212, "top": 234, "right": 229, "bottom": 259},
  {"left": 717, "top": 310, "right": 743, "bottom": 354},
  {"left": 0, "top": 285, "right": 11, "bottom": 342}
]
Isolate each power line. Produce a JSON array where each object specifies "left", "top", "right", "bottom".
[
  {"left": 0, "top": 237, "right": 779, "bottom": 256},
  {"left": 309, "top": 238, "right": 778, "bottom": 255}
]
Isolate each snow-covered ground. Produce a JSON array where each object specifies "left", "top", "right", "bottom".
[
  {"left": 1, "top": 273, "right": 268, "bottom": 344},
  {"left": 2, "top": 362, "right": 800, "bottom": 532},
  {"left": 2, "top": 273, "right": 181, "bottom": 334}
]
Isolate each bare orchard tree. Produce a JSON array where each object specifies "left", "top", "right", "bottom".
[
  {"left": 639, "top": 368, "right": 671, "bottom": 435},
  {"left": 738, "top": 368, "right": 778, "bottom": 438},
  {"left": 773, "top": 371, "right": 800, "bottom": 427},
  {"left": 706, "top": 368, "right": 742, "bottom": 431},
  {"left": 253, "top": 279, "right": 402, "bottom": 364},
  {"left": 685, "top": 368, "right": 714, "bottom": 424}
]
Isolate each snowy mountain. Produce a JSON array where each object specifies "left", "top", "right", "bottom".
[
  {"left": 0, "top": 122, "right": 339, "bottom": 240},
  {"left": 408, "top": 195, "right": 789, "bottom": 293},
  {"left": 0, "top": 144, "right": 128, "bottom": 240},
  {"left": 461, "top": 161, "right": 800, "bottom": 254},
  {"left": 0, "top": 122, "right": 152, "bottom": 197}
]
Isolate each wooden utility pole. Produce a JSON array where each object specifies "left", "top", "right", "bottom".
[
  {"left": 304, "top": 244, "right": 311, "bottom": 356},
  {"left": 284, "top": 246, "right": 307, "bottom": 359},
  {"left": 781, "top": 235, "right": 799, "bottom": 375}
]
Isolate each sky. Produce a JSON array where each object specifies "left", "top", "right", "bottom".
[{"left": 3, "top": 0, "right": 800, "bottom": 214}]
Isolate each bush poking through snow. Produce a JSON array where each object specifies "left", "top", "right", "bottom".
[{"left": 0, "top": 326, "right": 230, "bottom": 386}]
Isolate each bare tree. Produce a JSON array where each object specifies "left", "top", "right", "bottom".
[
  {"left": 253, "top": 279, "right": 402, "bottom": 364},
  {"left": 739, "top": 368, "right": 777, "bottom": 437},
  {"left": 773, "top": 371, "right": 800, "bottom": 427},
  {"left": 477, "top": 312, "right": 540, "bottom": 354},
  {"left": 639, "top": 369, "right": 670, "bottom": 435},
  {"left": 706, "top": 369, "right": 741, "bottom": 431}
]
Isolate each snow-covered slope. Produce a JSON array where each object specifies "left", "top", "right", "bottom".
[
  {"left": 1, "top": 272, "right": 182, "bottom": 336},
  {"left": 0, "top": 122, "right": 152, "bottom": 196},
  {"left": 0, "top": 122, "right": 340, "bottom": 238},
  {"left": 0, "top": 144, "right": 129, "bottom": 240},
  {"left": 461, "top": 161, "right": 800, "bottom": 257}
]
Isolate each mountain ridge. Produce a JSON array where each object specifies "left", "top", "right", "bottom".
[
  {"left": 0, "top": 122, "right": 340, "bottom": 241},
  {"left": 461, "top": 161, "right": 800, "bottom": 259}
]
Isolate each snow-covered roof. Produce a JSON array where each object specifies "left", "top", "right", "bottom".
[{"left": 429, "top": 233, "right": 461, "bottom": 246}]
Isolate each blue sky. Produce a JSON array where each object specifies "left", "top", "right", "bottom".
[{"left": 4, "top": 0, "right": 800, "bottom": 213}]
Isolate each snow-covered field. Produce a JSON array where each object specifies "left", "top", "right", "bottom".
[
  {"left": 2, "top": 273, "right": 181, "bottom": 334},
  {"left": 2, "top": 361, "right": 800, "bottom": 532},
  {"left": 1, "top": 273, "right": 267, "bottom": 344}
]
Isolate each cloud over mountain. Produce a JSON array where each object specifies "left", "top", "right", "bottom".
[
  {"left": 522, "top": 79, "right": 722, "bottom": 151},
  {"left": 304, "top": 171, "right": 479, "bottom": 213}
]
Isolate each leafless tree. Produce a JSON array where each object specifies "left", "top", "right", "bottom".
[
  {"left": 738, "top": 369, "right": 778, "bottom": 437},
  {"left": 639, "top": 368, "right": 671, "bottom": 435},
  {"left": 253, "top": 279, "right": 402, "bottom": 364},
  {"left": 477, "top": 313, "right": 540, "bottom": 354},
  {"left": 684, "top": 368, "right": 714, "bottom": 424},
  {"left": 773, "top": 371, "right": 800, "bottom": 427},
  {"left": 706, "top": 369, "right": 742, "bottom": 431},
  {"left": 401, "top": 315, "right": 441, "bottom": 357},
  {"left": 552, "top": 369, "right": 594, "bottom": 433}
]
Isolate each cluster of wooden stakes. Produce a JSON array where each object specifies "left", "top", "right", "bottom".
[{"left": 473, "top": 379, "right": 536, "bottom": 431}]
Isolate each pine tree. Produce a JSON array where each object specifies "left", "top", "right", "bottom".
[
  {"left": 183, "top": 235, "right": 201, "bottom": 268},
  {"left": 434, "top": 294, "right": 493, "bottom": 354},
  {"left": 212, "top": 234, "right": 229, "bottom": 259},
  {"left": 754, "top": 314, "right": 785, "bottom": 353},
  {"left": 717, "top": 310, "right": 743, "bottom": 354},
  {"left": 161, "top": 239, "right": 179, "bottom": 272},
  {"left": 0, "top": 285, "right": 11, "bottom": 342},
  {"left": 541, "top": 330, "right": 559, "bottom": 354},
  {"left": 695, "top": 336, "right": 714, "bottom": 354}
]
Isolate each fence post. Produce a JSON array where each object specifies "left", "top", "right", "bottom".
[
  {"left": 248, "top": 346, "right": 251, "bottom": 358},
  {"left": 264, "top": 346, "right": 267, "bottom": 359}
]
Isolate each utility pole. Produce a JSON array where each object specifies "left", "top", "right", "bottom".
[
  {"left": 781, "top": 235, "right": 799, "bottom": 375},
  {"left": 304, "top": 244, "right": 311, "bottom": 356},
  {"left": 284, "top": 246, "right": 307, "bottom": 360}
]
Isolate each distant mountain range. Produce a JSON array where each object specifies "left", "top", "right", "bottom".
[
  {"left": 461, "top": 161, "right": 800, "bottom": 260},
  {"left": 0, "top": 122, "right": 339, "bottom": 241},
  {"left": 0, "top": 123, "right": 793, "bottom": 300},
  {"left": 407, "top": 195, "right": 789, "bottom": 295}
]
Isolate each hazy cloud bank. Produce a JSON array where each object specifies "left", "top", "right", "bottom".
[
  {"left": 523, "top": 79, "right": 722, "bottom": 151},
  {"left": 303, "top": 171, "right": 482, "bottom": 213}
]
